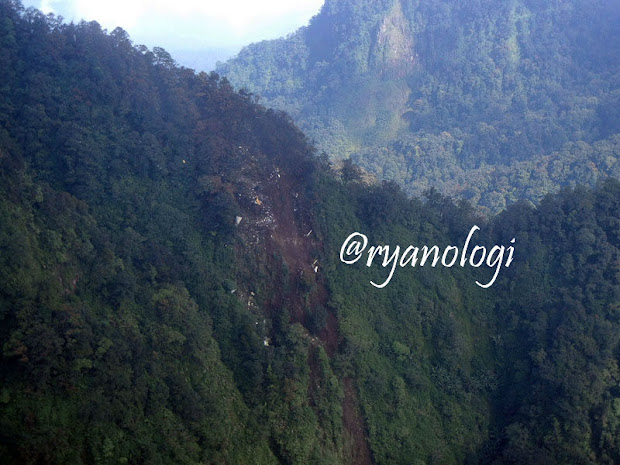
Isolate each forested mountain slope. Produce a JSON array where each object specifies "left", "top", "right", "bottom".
[
  {"left": 0, "top": 2, "right": 619, "bottom": 464},
  {"left": 218, "top": 0, "right": 620, "bottom": 212}
]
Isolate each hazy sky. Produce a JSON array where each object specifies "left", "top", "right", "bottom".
[{"left": 21, "top": 0, "right": 325, "bottom": 69}]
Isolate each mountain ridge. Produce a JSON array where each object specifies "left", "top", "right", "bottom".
[
  {"left": 1, "top": 1, "right": 619, "bottom": 464},
  {"left": 218, "top": 0, "right": 620, "bottom": 212}
]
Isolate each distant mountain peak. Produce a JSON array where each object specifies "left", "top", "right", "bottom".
[{"left": 220, "top": 0, "right": 620, "bottom": 213}]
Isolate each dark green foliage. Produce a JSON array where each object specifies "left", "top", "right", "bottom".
[
  {"left": 1, "top": 2, "right": 619, "bottom": 464},
  {"left": 0, "top": 2, "right": 318, "bottom": 463},
  {"left": 487, "top": 180, "right": 620, "bottom": 465}
]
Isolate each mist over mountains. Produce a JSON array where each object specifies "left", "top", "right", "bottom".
[{"left": 218, "top": 0, "right": 620, "bottom": 212}]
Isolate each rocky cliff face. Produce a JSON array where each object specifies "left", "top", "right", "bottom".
[{"left": 371, "top": 0, "right": 415, "bottom": 78}]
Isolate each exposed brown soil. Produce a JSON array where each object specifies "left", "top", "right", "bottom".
[
  {"left": 343, "top": 377, "right": 374, "bottom": 465},
  {"left": 233, "top": 154, "right": 337, "bottom": 349},
  {"left": 319, "top": 307, "right": 339, "bottom": 357},
  {"left": 231, "top": 153, "right": 372, "bottom": 464}
]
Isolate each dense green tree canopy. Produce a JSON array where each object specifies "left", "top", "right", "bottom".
[
  {"left": 0, "top": 1, "right": 619, "bottom": 464},
  {"left": 218, "top": 0, "right": 620, "bottom": 213}
]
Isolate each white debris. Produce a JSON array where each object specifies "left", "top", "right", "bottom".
[
  {"left": 263, "top": 337, "right": 271, "bottom": 347},
  {"left": 235, "top": 216, "right": 243, "bottom": 225},
  {"left": 306, "top": 230, "right": 313, "bottom": 237}
]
